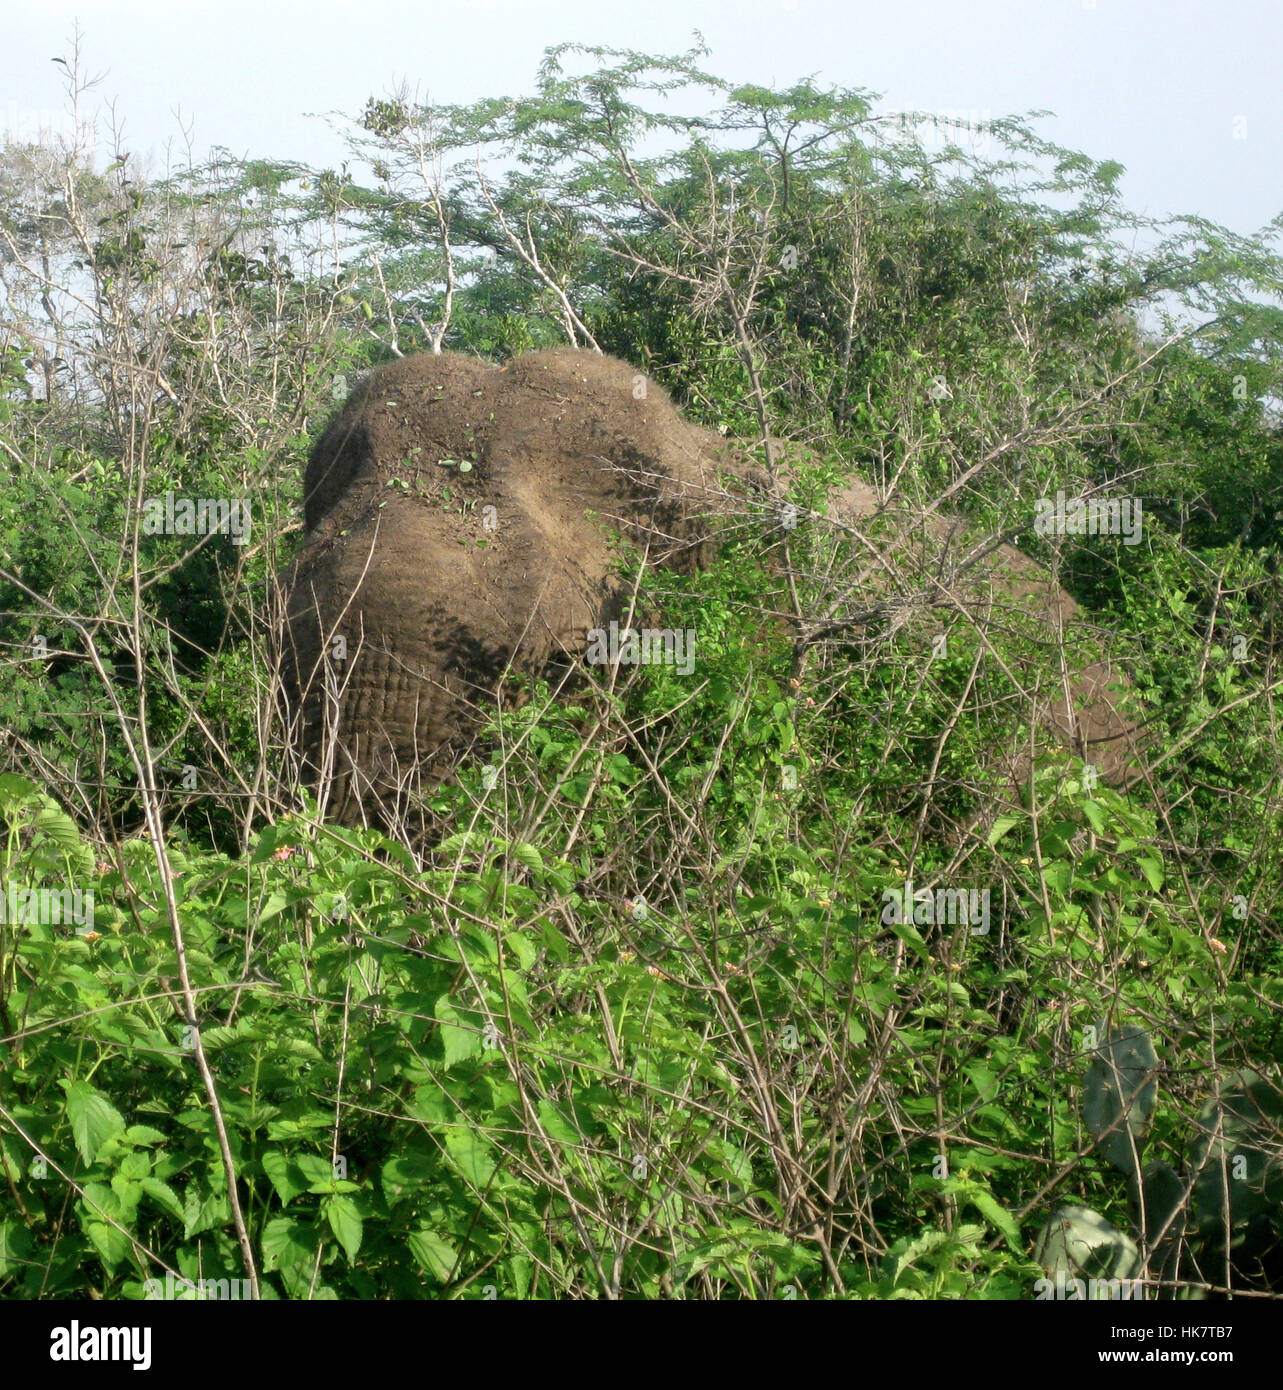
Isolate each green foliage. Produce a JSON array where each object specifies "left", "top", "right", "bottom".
[
  {"left": 0, "top": 452, "right": 282, "bottom": 848},
  {"left": 1, "top": 41, "right": 1282, "bottom": 1299}
]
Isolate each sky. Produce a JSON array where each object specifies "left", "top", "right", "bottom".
[{"left": 0, "top": 0, "right": 1279, "bottom": 242}]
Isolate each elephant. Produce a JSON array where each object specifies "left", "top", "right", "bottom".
[
  {"left": 280, "top": 348, "right": 752, "bottom": 827},
  {"left": 278, "top": 347, "right": 1146, "bottom": 831}
]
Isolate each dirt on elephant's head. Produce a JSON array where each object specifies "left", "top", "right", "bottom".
[
  {"left": 304, "top": 347, "right": 741, "bottom": 549},
  {"left": 304, "top": 353, "right": 496, "bottom": 529}
]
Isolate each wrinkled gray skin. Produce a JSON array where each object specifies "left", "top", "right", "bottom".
[{"left": 279, "top": 348, "right": 1144, "bottom": 831}]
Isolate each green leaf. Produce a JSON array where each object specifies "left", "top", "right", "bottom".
[
  {"left": 381, "top": 1150, "right": 440, "bottom": 1196},
  {"left": 326, "top": 1194, "right": 363, "bottom": 1262},
  {"left": 0, "top": 773, "right": 42, "bottom": 817},
  {"left": 124, "top": 1125, "right": 168, "bottom": 1147},
  {"left": 118, "top": 1150, "right": 150, "bottom": 1181},
  {"left": 258, "top": 889, "right": 291, "bottom": 922},
  {"left": 139, "top": 1177, "right": 184, "bottom": 1220},
  {"left": 444, "top": 1129, "right": 496, "bottom": 1187},
  {"left": 505, "top": 929, "right": 537, "bottom": 971},
  {"left": 987, "top": 812, "right": 1024, "bottom": 846},
  {"left": 60, "top": 1080, "right": 126, "bottom": 1165},
  {"left": 262, "top": 1151, "right": 310, "bottom": 1205},
  {"left": 34, "top": 802, "right": 87, "bottom": 857},
  {"left": 85, "top": 1220, "right": 132, "bottom": 1271},
  {"left": 435, "top": 995, "right": 482, "bottom": 1068},
  {"left": 408, "top": 1228, "right": 459, "bottom": 1282},
  {"left": 509, "top": 842, "right": 543, "bottom": 873},
  {"left": 261, "top": 1215, "right": 319, "bottom": 1272},
  {"left": 295, "top": 1153, "right": 341, "bottom": 1190},
  {"left": 1136, "top": 856, "right": 1164, "bottom": 891},
  {"left": 890, "top": 921, "right": 930, "bottom": 961},
  {"left": 537, "top": 1100, "right": 583, "bottom": 1146},
  {"left": 184, "top": 1185, "right": 231, "bottom": 1239},
  {"left": 1041, "top": 860, "right": 1073, "bottom": 894},
  {"left": 967, "top": 1188, "right": 1021, "bottom": 1249},
  {"left": 0, "top": 1219, "right": 35, "bottom": 1278}
]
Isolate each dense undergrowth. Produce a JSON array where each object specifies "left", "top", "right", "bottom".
[{"left": 0, "top": 42, "right": 1281, "bottom": 1298}]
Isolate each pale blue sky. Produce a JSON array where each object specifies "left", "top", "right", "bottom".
[{"left": 1, "top": 0, "right": 1278, "bottom": 237}]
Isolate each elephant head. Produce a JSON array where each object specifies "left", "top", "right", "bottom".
[
  {"left": 280, "top": 348, "right": 750, "bottom": 827},
  {"left": 279, "top": 347, "right": 1147, "bottom": 830}
]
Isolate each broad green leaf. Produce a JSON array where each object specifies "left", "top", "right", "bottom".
[
  {"left": 0, "top": 1219, "right": 35, "bottom": 1278},
  {"left": 85, "top": 1221, "right": 131, "bottom": 1271},
  {"left": 444, "top": 1129, "right": 496, "bottom": 1187},
  {"left": 986, "top": 813, "right": 1025, "bottom": 846},
  {"left": 1136, "top": 856, "right": 1164, "bottom": 891},
  {"left": 124, "top": 1125, "right": 168, "bottom": 1146},
  {"left": 139, "top": 1177, "right": 184, "bottom": 1221},
  {"left": 890, "top": 921, "right": 930, "bottom": 961},
  {"left": 505, "top": 930, "right": 537, "bottom": 971},
  {"left": 408, "top": 1229, "right": 458, "bottom": 1282},
  {"left": 381, "top": 1151, "right": 440, "bottom": 1195},
  {"left": 509, "top": 842, "right": 543, "bottom": 873},
  {"left": 536, "top": 1100, "right": 583, "bottom": 1146},
  {"left": 118, "top": 1150, "right": 150, "bottom": 1181},
  {"left": 435, "top": 995, "right": 482, "bottom": 1067},
  {"left": 326, "top": 1195, "right": 363, "bottom": 1262},
  {"left": 261, "top": 1216, "right": 319, "bottom": 1271},
  {"left": 60, "top": 1080, "right": 126, "bottom": 1165},
  {"left": 1041, "top": 860, "right": 1073, "bottom": 894},
  {"left": 257, "top": 889, "right": 291, "bottom": 922},
  {"left": 262, "top": 1151, "right": 310, "bottom": 1205},
  {"left": 967, "top": 1188, "right": 1021, "bottom": 1249}
]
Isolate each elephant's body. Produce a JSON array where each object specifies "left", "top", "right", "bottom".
[{"left": 280, "top": 347, "right": 1146, "bottom": 830}]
